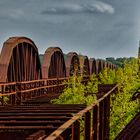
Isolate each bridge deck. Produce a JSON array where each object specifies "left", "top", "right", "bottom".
[
  {"left": 22, "top": 93, "right": 61, "bottom": 105},
  {"left": 0, "top": 104, "right": 86, "bottom": 140}
]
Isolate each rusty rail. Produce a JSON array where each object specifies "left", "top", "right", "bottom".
[
  {"left": 0, "top": 77, "right": 69, "bottom": 105},
  {"left": 0, "top": 104, "right": 86, "bottom": 140},
  {"left": 115, "top": 112, "right": 140, "bottom": 140},
  {"left": 45, "top": 84, "right": 118, "bottom": 140},
  {"left": 0, "top": 76, "right": 90, "bottom": 105},
  {"left": 0, "top": 84, "right": 118, "bottom": 140}
]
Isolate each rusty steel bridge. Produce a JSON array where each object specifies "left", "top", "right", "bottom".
[{"left": 0, "top": 37, "right": 139, "bottom": 140}]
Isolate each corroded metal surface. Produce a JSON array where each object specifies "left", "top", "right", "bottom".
[
  {"left": 109, "top": 63, "right": 112, "bottom": 70},
  {"left": 0, "top": 84, "right": 118, "bottom": 140},
  {"left": 89, "top": 58, "right": 98, "bottom": 75},
  {"left": 90, "top": 58, "right": 116, "bottom": 75},
  {"left": 0, "top": 37, "right": 42, "bottom": 82},
  {"left": 96, "top": 59, "right": 104, "bottom": 74},
  {"left": 0, "top": 104, "right": 86, "bottom": 140},
  {"left": 106, "top": 62, "right": 111, "bottom": 69},
  {"left": 0, "top": 77, "right": 68, "bottom": 105},
  {"left": 0, "top": 37, "right": 117, "bottom": 80},
  {"left": 79, "top": 55, "right": 90, "bottom": 76},
  {"left": 65, "top": 52, "right": 80, "bottom": 76},
  {"left": 42, "top": 47, "right": 66, "bottom": 78},
  {"left": 0, "top": 82, "right": 138, "bottom": 140},
  {"left": 102, "top": 60, "right": 107, "bottom": 69},
  {"left": 115, "top": 112, "right": 140, "bottom": 140}
]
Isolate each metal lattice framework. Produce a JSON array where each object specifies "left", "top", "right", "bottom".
[
  {"left": 89, "top": 58, "right": 98, "bottom": 75},
  {"left": 42, "top": 47, "right": 66, "bottom": 78},
  {"left": 110, "top": 63, "right": 114, "bottom": 70},
  {"left": 106, "top": 62, "right": 110, "bottom": 69},
  {"left": 102, "top": 60, "right": 106, "bottom": 70},
  {"left": 65, "top": 52, "right": 80, "bottom": 77},
  {"left": 113, "top": 64, "right": 117, "bottom": 70},
  {"left": 0, "top": 37, "right": 42, "bottom": 82},
  {"left": 107, "top": 62, "right": 113, "bottom": 70},
  {"left": 97, "top": 59, "right": 104, "bottom": 74},
  {"left": 79, "top": 55, "right": 90, "bottom": 76}
]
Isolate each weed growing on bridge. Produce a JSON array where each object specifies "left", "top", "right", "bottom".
[
  {"left": 109, "top": 60, "right": 140, "bottom": 140},
  {"left": 99, "top": 67, "right": 116, "bottom": 84},
  {"left": 52, "top": 74, "right": 97, "bottom": 105},
  {"left": 52, "top": 75, "right": 85, "bottom": 104}
]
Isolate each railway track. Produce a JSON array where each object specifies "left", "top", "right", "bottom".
[{"left": 0, "top": 104, "right": 86, "bottom": 140}]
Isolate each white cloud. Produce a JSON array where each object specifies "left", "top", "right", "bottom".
[
  {"left": 41, "top": 1, "right": 115, "bottom": 15},
  {"left": 90, "top": 1, "right": 115, "bottom": 14},
  {"left": 41, "top": 4, "right": 83, "bottom": 14}
]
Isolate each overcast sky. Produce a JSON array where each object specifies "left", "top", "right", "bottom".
[{"left": 0, "top": 0, "right": 140, "bottom": 58}]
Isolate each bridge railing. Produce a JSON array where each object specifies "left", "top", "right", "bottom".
[
  {"left": 45, "top": 84, "right": 118, "bottom": 140},
  {"left": 0, "top": 82, "right": 16, "bottom": 105},
  {"left": 0, "top": 77, "right": 70, "bottom": 105},
  {"left": 0, "top": 76, "right": 90, "bottom": 105}
]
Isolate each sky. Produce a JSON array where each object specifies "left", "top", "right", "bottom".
[{"left": 0, "top": 0, "right": 140, "bottom": 59}]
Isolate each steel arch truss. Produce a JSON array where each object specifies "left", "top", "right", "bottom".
[
  {"left": 65, "top": 52, "right": 80, "bottom": 76},
  {"left": 89, "top": 58, "right": 98, "bottom": 75},
  {"left": 42, "top": 47, "right": 66, "bottom": 78},
  {"left": 79, "top": 55, "right": 90, "bottom": 76},
  {"left": 0, "top": 37, "right": 42, "bottom": 82},
  {"left": 97, "top": 59, "right": 104, "bottom": 74}
]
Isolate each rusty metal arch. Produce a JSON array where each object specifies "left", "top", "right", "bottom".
[
  {"left": 89, "top": 58, "right": 98, "bottom": 75},
  {"left": 42, "top": 47, "right": 66, "bottom": 78},
  {"left": 65, "top": 52, "right": 80, "bottom": 77},
  {"left": 106, "top": 62, "right": 111, "bottom": 70},
  {"left": 79, "top": 55, "right": 90, "bottom": 76},
  {"left": 97, "top": 59, "right": 104, "bottom": 74},
  {"left": 111, "top": 64, "right": 113, "bottom": 70},
  {"left": 112, "top": 64, "right": 116, "bottom": 70},
  {"left": 103, "top": 60, "right": 107, "bottom": 69},
  {"left": 0, "top": 37, "right": 42, "bottom": 82},
  {"left": 106, "top": 62, "right": 109, "bottom": 69},
  {"left": 109, "top": 63, "right": 112, "bottom": 69},
  {"left": 110, "top": 63, "right": 113, "bottom": 70},
  {"left": 106, "top": 62, "right": 110, "bottom": 69}
]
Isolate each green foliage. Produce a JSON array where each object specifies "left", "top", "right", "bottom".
[
  {"left": 98, "top": 60, "right": 140, "bottom": 139},
  {"left": 52, "top": 74, "right": 97, "bottom": 105},
  {"left": 86, "top": 74, "right": 98, "bottom": 93},
  {"left": 110, "top": 59, "right": 140, "bottom": 140},
  {"left": 99, "top": 67, "right": 116, "bottom": 84},
  {"left": 106, "top": 57, "right": 137, "bottom": 67},
  {"left": 52, "top": 75, "right": 86, "bottom": 104},
  {"left": 4, "top": 96, "right": 9, "bottom": 104},
  {"left": 0, "top": 96, "right": 9, "bottom": 105}
]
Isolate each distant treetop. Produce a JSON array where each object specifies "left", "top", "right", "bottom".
[{"left": 106, "top": 57, "right": 136, "bottom": 67}]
